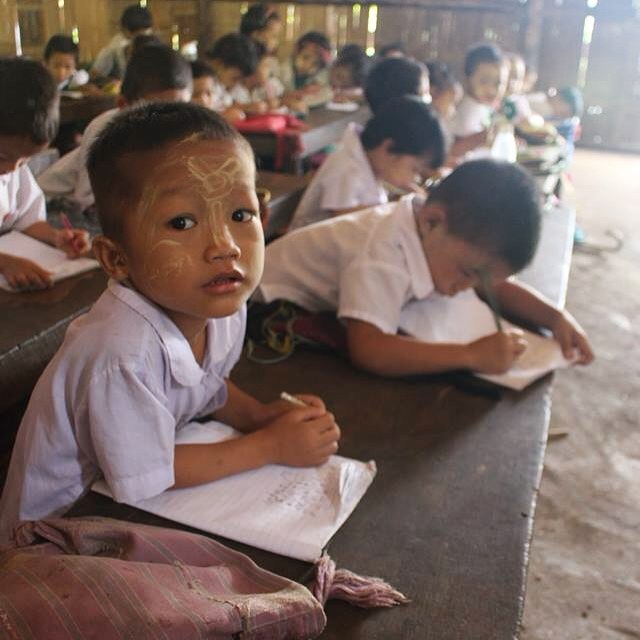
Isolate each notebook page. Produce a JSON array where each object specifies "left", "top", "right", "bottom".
[
  {"left": 0, "top": 231, "right": 99, "bottom": 291},
  {"left": 93, "top": 420, "right": 376, "bottom": 561},
  {"left": 399, "top": 289, "right": 573, "bottom": 390}
]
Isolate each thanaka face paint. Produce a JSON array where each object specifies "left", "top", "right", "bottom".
[{"left": 119, "top": 138, "right": 263, "bottom": 339}]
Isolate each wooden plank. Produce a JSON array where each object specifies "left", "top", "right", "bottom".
[{"left": 59, "top": 95, "right": 117, "bottom": 127}]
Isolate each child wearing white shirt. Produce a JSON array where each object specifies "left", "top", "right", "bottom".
[
  {"left": 0, "top": 102, "right": 340, "bottom": 541},
  {"left": 449, "top": 43, "right": 508, "bottom": 162},
  {"left": 289, "top": 96, "right": 445, "bottom": 230},
  {"left": 39, "top": 45, "right": 193, "bottom": 211},
  {"left": 0, "top": 58, "right": 89, "bottom": 290},
  {"left": 257, "top": 159, "right": 593, "bottom": 377}
]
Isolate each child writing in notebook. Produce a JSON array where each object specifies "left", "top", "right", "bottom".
[
  {"left": 0, "top": 102, "right": 340, "bottom": 541},
  {"left": 449, "top": 43, "right": 508, "bottom": 161},
  {"left": 39, "top": 44, "right": 193, "bottom": 211},
  {"left": 0, "top": 57, "right": 89, "bottom": 291},
  {"left": 257, "top": 159, "right": 593, "bottom": 376},
  {"left": 281, "top": 31, "right": 333, "bottom": 110},
  {"left": 289, "top": 96, "right": 445, "bottom": 230}
]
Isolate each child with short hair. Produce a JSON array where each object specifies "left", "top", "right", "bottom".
[
  {"left": 231, "top": 41, "right": 285, "bottom": 113},
  {"left": 329, "top": 44, "right": 370, "bottom": 101},
  {"left": 290, "top": 96, "right": 445, "bottom": 230},
  {"left": 364, "top": 56, "right": 430, "bottom": 113},
  {"left": 449, "top": 43, "right": 508, "bottom": 160},
  {"left": 204, "top": 33, "right": 259, "bottom": 121},
  {"left": 0, "top": 102, "right": 340, "bottom": 541},
  {"left": 43, "top": 35, "right": 89, "bottom": 91},
  {"left": 426, "top": 61, "right": 462, "bottom": 123},
  {"left": 91, "top": 4, "right": 153, "bottom": 80},
  {"left": 0, "top": 57, "right": 89, "bottom": 290},
  {"left": 39, "top": 44, "right": 193, "bottom": 211},
  {"left": 257, "top": 159, "right": 593, "bottom": 376},
  {"left": 240, "top": 3, "right": 282, "bottom": 55},
  {"left": 190, "top": 59, "right": 217, "bottom": 110},
  {"left": 377, "top": 42, "right": 406, "bottom": 59},
  {"left": 281, "top": 31, "right": 333, "bottom": 110}
]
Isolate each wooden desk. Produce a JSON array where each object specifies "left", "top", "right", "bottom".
[
  {"left": 0, "top": 270, "right": 108, "bottom": 413},
  {"left": 257, "top": 171, "right": 311, "bottom": 239},
  {"left": 69, "top": 205, "right": 575, "bottom": 638},
  {"left": 245, "top": 106, "right": 370, "bottom": 173},
  {"left": 59, "top": 95, "right": 117, "bottom": 127}
]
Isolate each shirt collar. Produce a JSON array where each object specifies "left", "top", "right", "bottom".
[
  {"left": 396, "top": 195, "right": 434, "bottom": 300},
  {"left": 107, "top": 279, "right": 211, "bottom": 386}
]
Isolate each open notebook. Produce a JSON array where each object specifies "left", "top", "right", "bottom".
[
  {"left": 0, "top": 230, "right": 99, "bottom": 291},
  {"left": 399, "top": 289, "right": 573, "bottom": 390},
  {"left": 93, "top": 420, "right": 376, "bottom": 562}
]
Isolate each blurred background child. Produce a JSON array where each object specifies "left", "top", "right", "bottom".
[
  {"left": 232, "top": 42, "right": 285, "bottom": 113},
  {"left": 426, "top": 61, "right": 462, "bottom": 123},
  {"left": 240, "top": 3, "right": 282, "bottom": 56},
  {"left": 43, "top": 35, "right": 89, "bottom": 91},
  {"left": 329, "top": 44, "right": 370, "bottom": 102},
  {"left": 365, "top": 56, "right": 430, "bottom": 113}
]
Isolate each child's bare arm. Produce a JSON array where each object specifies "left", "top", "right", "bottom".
[
  {"left": 22, "top": 221, "right": 90, "bottom": 257},
  {"left": 346, "top": 318, "right": 526, "bottom": 376},
  {"left": 448, "top": 130, "right": 489, "bottom": 161},
  {"left": 173, "top": 405, "right": 340, "bottom": 488},
  {"left": 494, "top": 280, "right": 594, "bottom": 363},
  {"left": 0, "top": 252, "right": 52, "bottom": 289}
]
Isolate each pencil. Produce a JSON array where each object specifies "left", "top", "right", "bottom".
[
  {"left": 59, "top": 213, "right": 80, "bottom": 253},
  {"left": 280, "top": 391, "right": 308, "bottom": 407},
  {"left": 481, "top": 271, "right": 504, "bottom": 333}
]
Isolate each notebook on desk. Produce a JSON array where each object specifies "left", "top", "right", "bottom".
[
  {"left": 399, "top": 289, "right": 573, "bottom": 390},
  {"left": 92, "top": 420, "right": 377, "bottom": 562},
  {"left": 0, "top": 231, "right": 99, "bottom": 291}
]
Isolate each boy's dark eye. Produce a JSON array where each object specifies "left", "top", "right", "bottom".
[
  {"left": 168, "top": 215, "right": 196, "bottom": 230},
  {"left": 231, "top": 209, "right": 256, "bottom": 223}
]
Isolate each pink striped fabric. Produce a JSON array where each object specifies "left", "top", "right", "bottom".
[{"left": 0, "top": 517, "right": 326, "bottom": 639}]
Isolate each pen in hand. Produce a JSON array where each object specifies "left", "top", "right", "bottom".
[{"left": 280, "top": 391, "right": 309, "bottom": 408}]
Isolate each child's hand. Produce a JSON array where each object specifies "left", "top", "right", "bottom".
[
  {"left": 551, "top": 309, "right": 594, "bottom": 364},
  {"left": 254, "top": 394, "right": 326, "bottom": 426},
  {"left": 261, "top": 405, "right": 340, "bottom": 467},
  {"left": 55, "top": 228, "right": 90, "bottom": 258},
  {"left": 0, "top": 255, "right": 53, "bottom": 290},
  {"left": 467, "top": 329, "right": 528, "bottom": 374}
]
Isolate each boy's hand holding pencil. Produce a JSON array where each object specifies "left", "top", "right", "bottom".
[{"left": 55, "top": 214, "right": 90, "bottom": 258}]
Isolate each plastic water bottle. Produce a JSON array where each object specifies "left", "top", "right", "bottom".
[{"left": 491, "top": 122, "right": 518, "bottom": 163}]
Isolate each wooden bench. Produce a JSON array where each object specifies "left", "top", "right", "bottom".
[
  {"left": 68, "top": 205, "right": 575, "bottom": 638},
  {"left": 59, "top": 95, "right": 118, "bottom": 127}
]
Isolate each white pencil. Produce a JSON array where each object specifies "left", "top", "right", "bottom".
[{"left": 280, "top": 391, "right": 308, "bottom": 407}]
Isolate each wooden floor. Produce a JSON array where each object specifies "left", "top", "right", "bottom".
[{"left": 520, "top": 149, "right": 640, "bottom": 639}]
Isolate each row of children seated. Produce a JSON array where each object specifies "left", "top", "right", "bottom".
[{"left": 0, "top": 32, "right": 593, "bottom": 543}]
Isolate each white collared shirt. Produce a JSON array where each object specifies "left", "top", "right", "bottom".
[
  {"left": 450, "top": 94, "right": 493, "bottom": 138},
  {"left": 0, "top": 280, "right": 246, "bottom": 540},
  {"left": 257, "top": 195, "right": 434, "bottom": 335},
  {"left": 289, "top": 123, "right": 388, "bottom": 231},
  {"left": 211, "top": 76, "right": 234, "bottom": 112},
  {"left": 38, "top": 108, "right": 119, "bottom": 208},
  {"left": 0, "top": 165, "right": 46, "bottom": 234}
]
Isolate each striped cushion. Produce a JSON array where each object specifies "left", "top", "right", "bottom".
[{"left": 0, "top": 517, "right": 325, "bottom": 639}]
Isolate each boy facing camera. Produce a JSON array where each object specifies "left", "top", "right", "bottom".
[
  {"left": 0, "top": 103, "right": 340, "bottom": 541},
  {"left": 257, "top": 160, "right": 593, "bottom": 376},
  {"left": 0, "top": 57, "right": 89, "bottom": 290},
  {"left": 289, "top": 96, "right": 445, "bottom": 230}
]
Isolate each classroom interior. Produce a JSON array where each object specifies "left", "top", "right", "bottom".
[{"left": 0, "top": 1, "right": 638, "bottom": 639}]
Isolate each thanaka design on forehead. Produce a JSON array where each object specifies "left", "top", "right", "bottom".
[{"left": 132, "top": 140, "right": 255, "bottom": 283}]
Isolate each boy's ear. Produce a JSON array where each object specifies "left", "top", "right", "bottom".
[
  {"left": 421, "top": 201, "right": 448, "bottom": 230},
  {"left": 92, "top": 235, "right": 129, "bottom": 281}
]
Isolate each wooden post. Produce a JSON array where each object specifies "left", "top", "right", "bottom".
[{"left": 197, "top": 0, "right": 212, "bottom": 55}]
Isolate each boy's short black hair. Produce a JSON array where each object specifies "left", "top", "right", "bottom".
[
  {"left": 43, "top": 34, "right": 78, "bottom": 61},
  {"left": 120, "top": 5, "right": 152, "bottom": 33},
  {"left": 0, "top": 57, "right": 59, "bottom": 145},
  {"left": 334, "top": 44, "right": 370, "bottom": 88},
  {"left": 464, "top": 43, "right": 504, "bottom": 78},
  {"left": 360, "top": 96, "right": 445, "bottom": 168},
  {"left": 128, "top": 33, "right": 163, "bottom": 57},
  {"left": 240, "top": 3, "right": 280, "bottom": 36},
  {"left": 365, "top": 57, "right": 426, "bottom": 113},
  {"left": 206, "top": 33, "right": 258, "bottom": 77},
  {"left": 378, "top": 42, "right": 406, "bottom": 58},
  {"left": 88, "top": 102, "right": 251, "bottom": 240},
  {"left": 557, "top": 86, "right": 583, "bottom": 118},
  {"left": 191, "top": 59, "right": 215, "bottom": 80},
  {"left": 428, "top": 159, "right": 541, "bottom": 272},
  {"left": 295, "top": 31, "right": 332, "bottom": 66},
  {"left": 121, "top": 45, "right": 192, "bottom": 102},
  {"left": 426, "top": 61, "right": 457, "bottom": 94}
]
